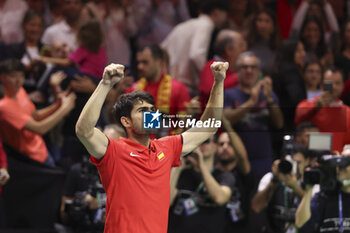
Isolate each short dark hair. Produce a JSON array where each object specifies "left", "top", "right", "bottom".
[
  {"left": 0, "top": 59, "right": 26, "bottom": 75},
  {"left": 113, "top": 91, "right": 155, "bottom": 127},
  {"left": 138, "top": 44, "right": 165, "bottom": 61},
  {"left": 22, "top": 9, "right": 44, "bottom": 28},
  {"left": 324, "top": 66, "right": 344, "bottom": 80},
  {"left": 213, "top": 30, "right": 235, "bottom": 56},
  {"left": 199, "top": 0, "right": 229, "bottom": 14},
  {"left": 296, "top": 121, "right": 318, "bottom": 137}
]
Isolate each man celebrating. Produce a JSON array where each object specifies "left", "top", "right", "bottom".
[{"left": 75, "top": 61, "right": 228, "bottom": 233}]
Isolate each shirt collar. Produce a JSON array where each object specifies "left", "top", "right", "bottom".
[{"left": 119, "top": 137, "right": 156, "bottom": 153}]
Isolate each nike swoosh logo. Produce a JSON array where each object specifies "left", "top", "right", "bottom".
[{"left": 130, "top": 152, "right": 142, "bottom": 158}]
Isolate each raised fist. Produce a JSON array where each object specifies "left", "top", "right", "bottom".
[
  {"left": 210, "top": 61, "right": 229, "bottom": 81},
  {"left": 102, "top": 64, "right": 125, "bottom": 86}
]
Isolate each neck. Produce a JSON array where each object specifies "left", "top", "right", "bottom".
[
  {"left": 4, "top": 89, "right": 17, "bottom": 99},
  {"left": 217, "top": 160, "right": 236, "bottom": 172},
  {"left": 128, "top": 133, "right": 150, "bottom": 147},
  {"left": 305, "top": 83, "right": 317, "bottom": 91},
  {"left": 66, "top": 18, "right": 79, "bottom": 31}
]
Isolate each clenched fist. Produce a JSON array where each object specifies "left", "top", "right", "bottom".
[
  {"left": 102, "top": 64, "right": 125, "bottom": 86},
  {"left": 210, "top": 61, "right": 229, "bottom": 81}
]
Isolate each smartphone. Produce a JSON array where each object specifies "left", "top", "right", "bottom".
[
  {"left": 323, "top": 80, "right": 333, "bottom": 93},
  {"left": 308, "top": 132, "right": 333, "bottom": 151}
]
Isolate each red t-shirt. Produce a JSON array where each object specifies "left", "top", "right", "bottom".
[
  {"left": 295, "top": 98, "right": 350, "bottom": 152},
  {"left": 126, "top": 75, "right": 190, "bottom": 115},
  {"left": 90, "top": 135, "right": 183, "bottom": 233},
  {"left": 0, "top": 88, "right": 48, "bottom": 162}
]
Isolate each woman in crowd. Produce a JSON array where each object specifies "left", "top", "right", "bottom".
[
  {"left": 303, "top": 61, "right": 323, "bottom": 100},
  {"left": 247, "top": 9, "right": 281, "bottom": 75}
]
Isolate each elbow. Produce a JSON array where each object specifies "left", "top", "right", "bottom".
[
  {"left": 213, "top": 195, "right": 229, "bottom": 206},
  {"left": 251, "top": 203, "right": 263, "bottom": 214},
  {"left": 251, "top": 197, "right": 264, "bottom": 213}
]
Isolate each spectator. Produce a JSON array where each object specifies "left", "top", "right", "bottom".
[
  {"left": 274, "top": 40, "right": 306, "bottom": 132},
  {"left": 299, "top": 17, "right": 333, "bottom": 67},
  {"left": 303, "top": 61, "right": 323, "bottom": 100},
  {"left": 42, "top": 0, "right": 83, "bottom": 52},
  {"left": 290, "top": 0, "right": 339, "bottom": 48},
  {"left": 251, "top": 146, "right": 308, "bottom": 233},
  {"left": 2, "top": 10, "right": 47, "bottom": 96},
  {"left": 41, "top": 19, "right": 107, "bottom": 79},
  {"left": 119, "top": 45, "right": 191, "bottom": 134},
  {"left": 247, "top": 9, "right": 281, "bottom": 76},
  {"left": 224, "top": 51, "right": 283, "bottom": 181},
  {"left": 294, "top": 121, "right": 319, "bottom": 148},
  {"left": 295, "top": 67, "right": 350, "bottom": 153},
  {"left": 0, "top": 59, "right": 76, "bottom": 165},
  {"left": 199, "top": 29, "right": 246, "bottom": 109},
  {"left": 219, "top": 117, "right": 251, "bottom": 233},
  {"left": 295, "top": 147, "right": 350, "bottom": 233},
  {"left": 168, "top": 136, "right": 235, "bottom": 233},
  {"left": 0, "top": 0, "right": 28, "bottom": 44},
  {"left": 162, "top": 0, "right": 229, "bottom": 97},
  {"left": 228, "top": 0, "right": 250, "bottom": 37}
]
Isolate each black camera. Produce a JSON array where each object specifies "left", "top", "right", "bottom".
[{"left": 278, "top": 135, "right": 296, "bottom": 174}]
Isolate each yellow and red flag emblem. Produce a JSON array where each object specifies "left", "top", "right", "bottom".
[{"left": 157, "top": 152, "right": 165, "bottom": 160}]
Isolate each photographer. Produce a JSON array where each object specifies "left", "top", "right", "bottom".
[
  {"left": 251, "top": 145, "right": 310, "bottom": 233},
  {"left": 295, "top": 147, "right": 350, "bottom": 233}
]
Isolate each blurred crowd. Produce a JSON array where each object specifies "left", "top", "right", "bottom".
[{"left": 2, "top": 0, "right": 350, "bottom": 232}]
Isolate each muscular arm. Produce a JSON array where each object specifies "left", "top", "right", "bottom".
[
  {"left": 76, "top": 64, "right": 124, "bottom": 159},
  {"left": 181, "top": 62, "right": 228, "bottom": 156}
]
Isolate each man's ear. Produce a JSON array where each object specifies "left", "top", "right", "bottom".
[{"left": 120, "top": 116, "right": 131, "bottom": 128}]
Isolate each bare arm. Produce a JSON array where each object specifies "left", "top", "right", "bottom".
[
  {"left": 222, "top": 116, "right": 250, "bottom": 174},
  {"left": 76, "top": 64, "right": 124, "bottom": 159},
  {"left": 24, "top": 93, "right": 76, "bottom": 135},
  {"left": 251, "top": 177, "right": 279, "bottom": 213},
  {"left": 295, "top": 186, "right": 313, "bottom": 227},
  {"left": 41, "top": 56, "right": 73, "bottom": 67},
  {"left": 169, "top": 163, "right": 186, "bottom": 205},
  {"left": 181, "top": 62, "right": 228, "bottom": 156}
]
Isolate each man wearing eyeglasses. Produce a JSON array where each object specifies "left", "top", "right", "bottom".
[{"left": 223, "top": 51, "right": 283, "bottom": 183}]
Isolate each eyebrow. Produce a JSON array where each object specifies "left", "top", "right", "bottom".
[{"left": 136, "top": 106, "right": 155, "bottom": 111}]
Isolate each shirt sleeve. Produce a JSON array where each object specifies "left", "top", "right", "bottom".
[
  {"left": 0, "top": 103, "right": 32, "bottom": 130},
  {"left": 257, "top": 172, "right": 273, "bottom": 192}
]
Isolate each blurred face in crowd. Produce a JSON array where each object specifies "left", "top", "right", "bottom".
[
  {"left": 0, "top": 72, "right": 25, "bottom": 97},
  {"left": 199, "top": 136, "right": 217, "bottom": 159},
  {"left": 23, "top": 16, "right": 44, "bottom": 44},
  {"left": 217, "top": 133, "right": 236, "bottom": 164},
  {"left": 323, "top": 70, "right": 344, "bottom": 100},
  {"left": 63, "top": 0, "right": 83, "bottom": 23},
  {"left": 136, "top": 48, "right": 161, "bottom": 82},
  {"left": 227, "top": 31, "right": 246, "bottom": 70},
  {"left": 230, "top": 0, "right": 247, "bottom": 13},
  {"left": 295, "top": 127, "right": 319, "bottom": 148},
  {"left": 302, "top": 21, "right": 321, "bottom": 48},
  {"left": 303, "top": 63, "right": 322, "bottom": 90},
  {"left": 211, "top": 9, "right": 228, "bottom": 29},
  {"left": 294, "top": 42, "right": 306, "bottom": 68},
  {"left": 237, "top": 55, "right": 260, "bottom": 88},
  {"left": 256, "top": 12, "right": 274, "bottom": 39},
  {"left": 293, "top": 152, "right": 308, "bottom": 177}
]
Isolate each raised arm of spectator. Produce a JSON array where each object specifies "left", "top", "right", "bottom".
[
  {"left": 251, "top": 160, "right": 281, "bottom": 213},
  {"left": 25, "top": 92, "right": 76, "bottom": 135},
  {"left": 181, "top": 62, "right": 228, "bottom": 156},
  {"left": 295, "top": 185, "right": 314, "bottom": 227},
  {"left": 290, "top": 0, "right": 309, "bottom": 39},
  {"left": 41, "top": 56, "right": 73, "bottom": 67},
  {"left": 222, "top": 116, "right": 250, "bottom": 174},
  {"left": 76, "top": 64, "right": 124, "bottom": 159}
]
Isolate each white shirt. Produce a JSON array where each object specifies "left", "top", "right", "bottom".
[
  {"left": 41, "top": 20, "right": 77, "bottom": 51},
  {"left": 161, "top": 14, "right": 214, "bottom": 92},
  {"left": 0, "top": 0, "right": 28, "bottom": 44}
]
